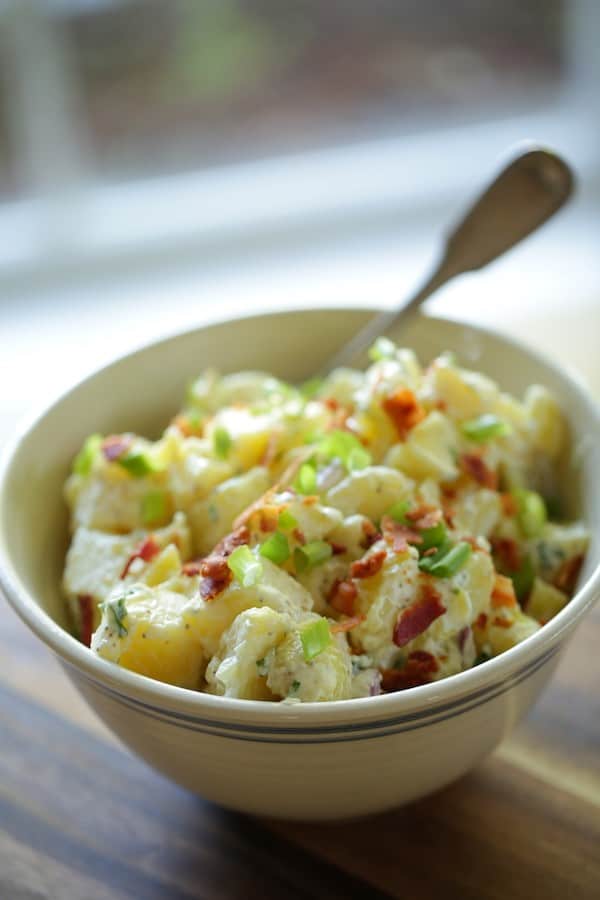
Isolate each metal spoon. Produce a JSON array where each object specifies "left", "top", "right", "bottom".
[{"left": 323, "top": 146, "right": 574, "bottom": 373}]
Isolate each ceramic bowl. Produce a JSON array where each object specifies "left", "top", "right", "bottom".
[{"left": 1, "top": 309, "right": 599, "bottom": 821}]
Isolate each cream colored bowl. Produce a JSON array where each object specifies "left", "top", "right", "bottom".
[{"left": 1, "top": 309, "right": 599, "bottom": 821}]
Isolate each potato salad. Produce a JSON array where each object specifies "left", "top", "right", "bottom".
[{"left": 63, "top": 338, "right": 588, "bottom": 702}]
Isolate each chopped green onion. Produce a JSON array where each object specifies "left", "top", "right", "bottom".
[
  {"left": 141, "top": 490, "right": 167, "bottom": 525},
  {"left": 473, "top": 652, "right": 491, "bottom": 666},
  {"left": 294, "top": 540, "right": 333, "bottom": 573},
  {"left": 299, "top": 377, "right": 323, "bottom": 399},
  {"left": 260, "top": 531, "right": 290, "bottom": 565},
  {"left": 510, "top": 553, "right": 535, "bottom": 601},
  {"left": 317, "top": 430, "right": 372, "bottom": 472},
  {"left": 278, "top": 508, "right": 298, "bottom": 530},
  {"left": 227, "top": 545, "right": 262, "bottom": 587},
  {"left": 186, "top": 410, "right": 204, "bottom": 431},
  {"left": 300, "top": 618, "right": 332, "bottom": 661},
  {"left": 513, "top": 488, "right": 547, "bottom": 538},
  {"left": 387, "top": 500, "right": 410, "bottom": 524},
  {"left": 419, "top": 521, "right": 448, "bottom": 553},
  {"left": 118, "top": 452, "right": 162, "bottom": 478},
  {"left": 461, "top": 414, "right": 512, "bottom": 443},
  {"left": 368, "top": 336, "right": 396, "bottom": 362},
  {"left": 295, "top": 462, "right": 317, "bottom": 495},
  {"left": 419, "top": 541, "right": 472, "bottom": 578},
  {"left": 73, "top": 433, "right": 102, "bottom": 476},
  {"left": 289, "top": 680, "right": 301, "bottom": 694},
  {"left": 255, "top": 657, "right": 268, "bottom": 676},
  {"left": 105, "top": 596, "right": 128, "bottom": 637},
  {"left": 213, "top": 426, "right": 232, "bottom": 459}
]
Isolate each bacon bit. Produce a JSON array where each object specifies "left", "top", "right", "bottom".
[
  {"left": 474, "top": 612, "right": 488, "bottom": 629},
  {"left": 463, "top": 535, "right": 488, "bottom": 554},
  {"left": 422, "top": 546, "right": 438, "bottom": 557},
  {"left": 78, "top": 594, "right": 94, "bottom": 647},
  {"left": 102, "top": 434, "right": 133, "bottom": 462},
  {"left": 442, "top": 486, "right": 458, "bottom": 501},
  {"left": 381, "top": 515, "right": 422, "bottom": 553},
  {"left": 120, "top": 535, "right": 161, "bottom": 579},
  {"left": 329, "top": 579, "right": 358, "bottom": 616},
  {"left": 330, "top": 615, "right": 365, "bottom": 634},
  {"left": 491, "top": 537, "right": 521, "bottom": 572},
  {"left": 553, "top": 554, "right": 583, "bottom": 594},
  {"left": 393, "top": 583, "right": 446, "bottom": 647},
  {"left": 233, "top": 447, "right": 314, "bottom": 530},
  {"left": 360, "top": 519, "right": 381, "bottom": 549},
  {"left": 323, "top": 397, "right": 340, "bottom": 411},
  {"left": 292, "top": 528, "right": 306, "bottom": 545},
  {"left": 461, "top": 453, "right": 498, "bottom": 489},
  {"left": 405, "top": 505, "right": 443, "bottom": 530},
  {"left": 198, "top": 525, "right": 250, "bottom": 601},
  {"left": 200, "top": 572, "right": 232, "bottom": 601},
  {"left": 457, "top": 626, "right": 471, "bottom": 653},
  {"left": 329, "top": 541, "right": 347, "bottom": 556},
  {"left": 435, "top": 399, "right": 448, "bottom": 412},
  {"left": 492, "top": 615, "right": 513, "bottom": 629},
  {"left": 211, "top": 525, "right": 250, "bottom": 559},
  {"left": 500, "top": 492, "right": 519, "bottom": 517},
  {"left": 381, "top": 651, "right": 439, "bottom": 692},
  {"left": 172, "top": 414, "right": 203, "bottom": 438},
  {"left": 491, "top": 573, "right": 518, "bottom": 608},
  {"left": 257, "top": 506, "right": 279, "bottom": 533},
  {"left": 301, "top": 495, "right": 318, "bottom": 506},
  {"left": 181, "top": 560, "right": 203, "bottom": 576},
  {"left": 443, "top": 506, "right": 456, "bottom": 528},
  {"left": 382, "top": 388, "right": 426, "bottom": 439},
  {"left": 350, "top": 549, "right": 386, "bottom": 579}
]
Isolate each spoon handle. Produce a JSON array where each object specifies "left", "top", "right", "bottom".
[{"left": 322, "top": 146, "right": 574, "bottom": 374}]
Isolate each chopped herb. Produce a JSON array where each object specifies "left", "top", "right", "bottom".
[
  {"left": 473, "top": 652, "right": 491, "bottom": 666},
  {"left": 294, "top": 541, "right": 333, "bottom": 573},
  {"left": 278, "top": 508, "right": 297, "bottom": 530},
  {"left": 510, "top": 553, "right": 536, "bottom": 601},
  {"left": 387, "top": 500, "right": 410, "bottom": 524},
  {"left": 207, "top": 502, "right": 219, "bottom": 524},
  {"left": 289, "top": 680, "right": 301, "bottom": 694},
  {"left": 299, "top": 377, "right": 323, "bottom": 399},
  {"left": 300, "top": 618, "right": 331, "bottom": 661},
  {"left": 419, "top": 521, "right": 448, "bottom": 553},
  {"left": 513, "top": 488, "right": 547, "bottom": 538},
  {"left": 73, "top": 433, "right": 102, "bottom": 476},
  {"left": 227, "top": 545, "right": 262, "bottom": 587},
  {"left": 255, "top": 657, "right": 268, "bottom": 676},
  {"left": 141, "top": 490, "right": 167, "bottom": 526},
  {"left": 461, "top": 414, "right": 512, "bottom": 443},
  {"left": 213, "top": 426, "right": 232, "bottom": 459},
  {"left": 368, "top": 336, "right": 396, "bottom": 362},
  {"left": 118, "top": 452, "right": 162, "bottom": 478},
  {"left": 419, "top": 541, "right": 472, "bottom": 577},
  {"left": 106, "top": 596, "right": 128, "bottom": 637},
  {"left": 295, "top": 462, "right": 317, "bottom": 495},
  {"left": 260, "top": 531, "right": 290, "bottom": 565},
  {"left": 317, "top": 430, "right": 372, "bottom": 473}
]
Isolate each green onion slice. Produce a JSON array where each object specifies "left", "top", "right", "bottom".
[
  {"left": 461, "top": 413, "right": 511, "bottom": 443},
  {"left": 213, "top": 426, "right": 232, "bottom": 459},
  {"left": 419, "top": 541, "right": 472, "bottom": 578},
  {"left": 294, "top": 540, "right": 333, "bottom": 573},
  {"left": 278, "top": 508, "right": 298, "bottom": 530},
  {"left": 510, "top": 553, "right": 536, "bottom": 601},
  {"left": 299, "top": 377, "right": 323, "bottom": 399},
  {"left": 227, "top": 545, "right": 263, "bottom": 587},
  {"left": 295, "top": 462, "right": 317, "bottom": 495},
  {"left": 73, "top": 433, "right": 102, "bottom": 476},
  {"left": 368, "top": 336, "right": 396, "bottom": 362},
  {"left": 259, "top": 531, "right": 290, "bottom": 565},
  {"left": 141, "top": 490, "right": 167, "bottom": 526},
  {"left": 513, "top": 488, "right": 547, "bottom": 538},
  {"left": 317, "top": 430, "right": 372, "bottom": 472},
  {"left": 387, "top": 500, "right": 410, "bottom": 524},
  {"left": 300, "top": 618, "right": 332, "bottom": 661},
  {"left": 419, "top": 521, "right": 448, "bottom": 553},
  {"left": 118, "top": 452, "right": 163, "bottom": 478}
]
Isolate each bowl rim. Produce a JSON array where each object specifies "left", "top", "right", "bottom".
[{"left": 1, "top": 306, "right": 599, "bottom": 728}]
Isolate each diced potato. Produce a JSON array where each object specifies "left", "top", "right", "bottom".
[
  {"left": 267, "top": 621, "right": 353, "bottom": 702},
  {"left": 525, "top": 385, "right": 566, "bottom": 459},
  {"left": 385, "top": 412, "right": 459, "bottom": 482},
  {"left": 326, "top": 466, "right": 414, "bottom": 521},
  {"left": 484, "top": 608, "right": 540, "bottom": 655},
  {"left": 205, "top": 606, "right": 291, "bottom": 699},
  {"left": 318, "top": 367, "right": 363, "bottom": 407},
  {"left": 92, "top": 583, "right": 205, "bottom": 689},
  {"left": 527, "top": 577, "right": 569, "bottom": 624},
  {"left": 531, "top": 522, "right": 589, "bottom": 581},
  {"left": 452, "top": 488, "right": 502, "bottom": 538},
  {"left": 429, "top": 362, "right": 499, "bottom": 420},
  {"left": 189, "top": 466, "right": 270, "bottom": 555}
]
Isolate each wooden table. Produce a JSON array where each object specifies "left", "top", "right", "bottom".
[{"left": 2, "top": 310, "right": 600, "bottom": 899}]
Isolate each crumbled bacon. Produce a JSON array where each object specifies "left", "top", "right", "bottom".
[
  {"left": 491, "top": 537, "right": 521, "bottom": 572},
  {"left": 553, "top": 554, "right": 583, "bottom": 594},
  {"left": 474, "top": 612, "right": 488, "bottom": 629},
  {"left": 457, "top": 625, "right": 471, "bottom": 653},
  {"left": 491, "top": 573, "right": 518, "bottom": 608},
  {"left": 381, "top": 650, "right": 439, "bottom": 692},
  {"left": 381, "top": 516, "right": 422, "bottom": 553},
  {"left": 197, "top": 526, "right": 250, "bottom": 600},
  {"left": 382, "top": 388, "right": 426, "bottom": 439},
  {"left": 292, "top": 528, "right": 306, "bottom": 545},
  {"left": 301, "top": 496, "right": 318, "bottom": 506},
  {"left": 329, "top": 541, "right": 347, "bottom": 556},
  {"left": 330, "top": 615, "right": 365, "bottom": 634},
  {"left": 257, "top": 506, "right": 279, "bottom": 533},
  {"left": 120, "top": 535, "right": 161, "bottom": 579},
  {"left": 78, "top": 594, "right": 94, "bottom": 647},
  {"left": 350, "top": 549, "right": 387, "bottom": 579},
  {"left": 360, "top": 519, "right": 381, "bottom": 549},
  {"left": 443, "top": 506, "right": 456, "bottom": 528},
  {"left": 172, "top": 414, "right": 203, "bottom": 438},
  {"left": 329, "top": 579, "right": 358, "bottom": 616},
  {"left": 102, "top": 434, "right": 133, "bottom": 462},
  {"left": 393, "top": 583, "right": 446, "bottom": 647},
  {"left": 323, "top": 397, "right": 340, "bottom": 411},
  {"left": 461, "top": 453, "right": 498, "bottom": 489},
  {"left": 492, "top": 615, "right": 512, "bottom": 629},
  {"left": 181, "top": 560, "right": 203, "bottom": 576},
  {"left": 405, "top": 505, "right": 443, "bottom": 530},
  {"left": 500, "top": 492, "right": 519, "bottom": 517}
]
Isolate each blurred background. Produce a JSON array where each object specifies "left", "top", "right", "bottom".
[{"left": 0, "top": 0, "right": 599, "bottom": 430}]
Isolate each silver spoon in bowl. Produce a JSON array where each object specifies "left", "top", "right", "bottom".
[{"left": 322, "top": 146, "right": 574, "bottom": 374}]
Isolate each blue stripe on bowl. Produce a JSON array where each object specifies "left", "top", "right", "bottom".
[{"left": 69, "top": 644, "right": 559, "bottom": 744}]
